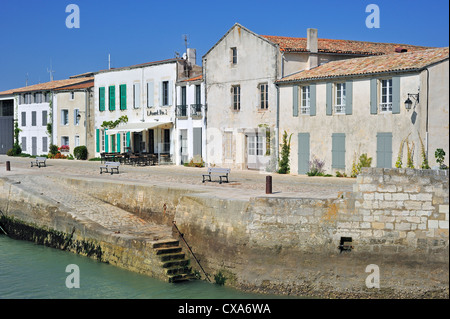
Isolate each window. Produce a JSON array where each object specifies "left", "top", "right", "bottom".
[
  {"left": 21, "top": 137, "right": 27, "bottom": 152},
  {"left": 24, "top": 93, "right": 32, "bottom": 104},
  {"left": 232, "top": 85, "right": 240, "bottom": 111},
  {"left": 133, "top": 83, "right": 140, "bottom": 108},
  {"left": 70, "top": 92, "right": 75, "bottom": 100},
  {"left": 224, "top": 132, "right": 233, "bottom": 159},
  {"left": 195, "top": 85, "right": 201, "bottom": 104},
  {"left": 99, "top": 87, "right": 105, "bottom": 111},
  {"left": 162, "top": 81, "right": 169, "bottom": 106},
  {"left": 21, "top": 112, "right": 26, "bottom": 126},
  {"left": 259, "top": 83, "right": 268, "bottom": 110},
  {"left": 44, "top": 92, "right": 50, "bottom": 102},
  {"left": 380, "top": 79, "right": 393, "bottom": 112},
  {"left": 231, "top": 47, "right": 237, "bottom": 64},
  {"left": 248, "top": 135, "right": 264, "bottom": 156},
  {"left": 42, "top": 137, "right": 48, "bottom": 153},
  {"left": 334, "top": 83, "right": 346, "bottom": 114},
  {"left": 109, "top": 86, "right": 115, "bottom": 111},
  {"left": 34, "top": 92, "right": 43, "bottom": 103},
  {"left": 301, "top": 86, "right": 310, "bottom": 115},
  {"left": 61, "top": 109, "right": 69, "bottom": 125},
  {"left": 61, "top": 136, "right": 69, "bottom": 147},
  {"left": 101, "top": 129, "right": 105, "bottom": 152},
  {"left": 122, "top": 132, "right": 127, "bottom": 153},
  {"left": 120, "top": 84, "right": 127, "bottom": 110},
  {"left": 31, "top": 111, "right": 36, "bottom": 126},
  {"left": 74, "top": 109, "right": 80, "bottom": 126}
]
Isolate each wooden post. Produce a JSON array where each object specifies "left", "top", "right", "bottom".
[{"left": 266, "top": 175, "right": 272, "bottom": 194}]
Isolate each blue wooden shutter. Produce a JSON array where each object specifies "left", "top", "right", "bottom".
[
  {"left": 104, "top": 129, "right": 109, "bottom": 152},
  {"left": 120, "top": 84, "right": 126, "bottom": 110},
  {"left": 293, "top": 85, "right": 298, "bottom": 117},
  {"left": 345, "top": 80, "right": 353, "bottom": 115},
  {"left": 298, "top": 133, "right": 310, "bottom": 174},
  {"left": 99, "top": 87, "right": 105, "bottom": 111},
  {"left": 332, "top": 133, "right": 346, "bottom": 169},
  {"left": 370, "top": 79, "right": 378, "bottom": 114},
  {"left": 310, "top": 84, "right": 316, "bottom": 116},
  {"left": 109, "top": 86, "right": 115, "bottom": 111},
  {"left": 392, "top": 77, "right": 400, "bottom": 114},
  {"left": 326, "top": 83, "right": 332, "bottom": 115},
  {"left": 126, "top": 132, "right": 130, "bottom": 149},
  {"left": 117, "top": 133, "right": 121, "bottom": 153}
]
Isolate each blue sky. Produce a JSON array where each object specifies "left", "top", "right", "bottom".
[{"left": 0, "top": 0, "right": 448, "bottom": 91}]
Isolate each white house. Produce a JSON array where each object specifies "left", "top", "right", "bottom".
[
  {"left": 94, "top": 51, "right": 201, "bottom": 164},
  {"left": 175, "top": 74, "right": 206, "bottom": 165},
  {"left": 277, "top": 47, "right": 449, "bottom": 174},
  {"left": 203, "top": 23, "right": 431, "bottom": 171}
]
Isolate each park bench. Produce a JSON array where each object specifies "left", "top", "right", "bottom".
[
  {"left": 30, "top": 157, "right": 47, "bottom": 168},
  {"left": 100, "top": 161, "right": 120, "bottom": 175},
  {"left": 202, "top": 167, "right": 230, "bottom": 184}
]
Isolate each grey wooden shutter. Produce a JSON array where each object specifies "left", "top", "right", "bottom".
[
  {"left": 21, "top": 137, "right": 27, "bottom": 152},
  {"left": 392, "top": 76, "right": 400, "bottom": 114},
  {"left": 31, "top": 111, "right": 36, "bottom": 126},
  {"left": 42, "top": 137, "right": 48, "bottom": 153},
  {"left": 147, "top": 82, "right": 154, "bottom": 107},
  {"left": 42, "top": 110, "right": 47, "bottom": 126},
  {"left": 310, "top": 84, "right": 316, "bottom": 116},
  {"left": 370, "top": 78, "right": 378, "bottom": 114},
  {"left": 21, "top": 112, "right": 26, "bottom": 126},
  {"left": 345, "top": 80, "right": 353, "bottom": 115},
  {"left": 292, "top": 85, "right": 298, "bottom": 117},
  {"left": 377, "top": 132, "right": 393, "bottom": 168},
  {"left": 193, "top": 127, "right": 202, "bottom": 157},
  {"left": 298, "top": 133, "right": 310, "bottom": 174},
  {"left": 332, "top": 133, "right": 346, "bottom": 169},
  {"left": 326, "top": 83, "right": 332, "bottom": 115}
]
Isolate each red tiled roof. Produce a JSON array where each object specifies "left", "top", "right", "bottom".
[
  {"left": 0, "top": 77, "right": 94, "bottom": 96},
  {"left": 54, "top": 80, "right": 94, "bottom": 91},
  {"left": 181, "top": 75, "right": 203, "bottom": 82},
  {"left": 262, "top": 35, "right": 432, "bottom": 55},
  {"left": 278, "top": 47, "right": 449, "bottom": 83}
]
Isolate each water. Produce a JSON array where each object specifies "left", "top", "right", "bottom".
[{"left": 0, "top": 235, "right": 290, "bottom": 299}]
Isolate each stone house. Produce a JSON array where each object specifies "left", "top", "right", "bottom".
[
  {"left": 94, "top": 51, "right": 201, "bottom": 163},
  {"left": 175, "top": 74, "right": 206, "bottom": 165},
  {"left": 203, "top": 23, "right": 430, "bottom": 171},
  {"left": 0, "top": 77, "right": 94, "bottom": 156},
  {"left": 53, "top": 79, "right": 95, "bottom": 158},
  {"left": 276, "top": 47, "right": 449, "bottom": 175}
]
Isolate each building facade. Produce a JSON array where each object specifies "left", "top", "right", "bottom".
[{"left": 277, "top": 47, "right": 449, "bottom": 175}]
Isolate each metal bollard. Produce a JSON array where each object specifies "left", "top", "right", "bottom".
[
  {"left": 266, "top": 175, "right": 272, "bottom": 194},
  {"left": 6, "top": 161, "right": 10, "bottom": 171}
]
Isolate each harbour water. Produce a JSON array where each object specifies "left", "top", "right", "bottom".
[{"left": 0, "top": 235, "right": 291, "bottom": 299}]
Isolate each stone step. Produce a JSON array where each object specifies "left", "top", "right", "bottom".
[
  {"left": 161, "top": 258, "right": 190, "bottom": 269},
  {"left": 154, "top": 246, "right": 183, "bottom": 255},
  {"left": 152, "top": 240, "right": 180, "bottom": 249},
  {"left": 169, "top": 273, "right": 197, "bottom": 283},
  {"left": 159, "top": 252, "right": 185, "bottom": 262},
  {"left": 165, "top": 265, "right": 192, "bottom": 276}
]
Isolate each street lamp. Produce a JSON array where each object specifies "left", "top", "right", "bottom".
[{"left": 404, "top": 93, "right": 419, "bottom": 111}]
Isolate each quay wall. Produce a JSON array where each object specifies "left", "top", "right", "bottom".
[{"left": 1, "top": 168, "right": 448, "bottom": 298}]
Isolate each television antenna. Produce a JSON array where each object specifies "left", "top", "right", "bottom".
[{"left": 47, "top": 59, "right": 55, "bottom": 82}]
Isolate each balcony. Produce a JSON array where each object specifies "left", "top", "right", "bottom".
[
  {"left": 190, "top": 104, "right": 203, "bottom": 118},
  {"left": 176, "top": 105, "right": 188, "bottom": 118}
]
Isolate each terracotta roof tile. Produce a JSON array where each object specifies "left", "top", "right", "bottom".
[
  {"left": 262, "top": 35, "right": 432, "bottom": 55},
  {"left": 278, "top": 47, "right": 449, "bottom": 83},
  {"left": 181, "top": 75, "right": 203, "bottom": 82},
  {"left": 0, "top": 77, "right": 94, "bottom": 96}
]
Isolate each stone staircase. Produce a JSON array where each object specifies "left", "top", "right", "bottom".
[{"left": 153, "top": 239, "right": 196, "bottom": 283}]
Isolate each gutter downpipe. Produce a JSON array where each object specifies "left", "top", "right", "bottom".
[
  {"left": 203, "top": 58, "right": 208, "bottom": 166},
  {"left": 425, "top": 68, "right": 430, "bottom": 161},
  {"left": 275, "top": 52, "right": 284, "bottom": 171}
]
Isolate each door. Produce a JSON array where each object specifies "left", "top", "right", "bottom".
[
  {"left": 247, "top": 134, "right": 265, "bottom": 170},
  {"left": 0, "top": 117, "right": 13, "bottom": 154},
  {"left": 377, "top": 132, "right": 393, "bottom": 168},
  {"left": 298, "top": 133, "right": 310, "bottom": 174},
  {"left": 133, "top": 132, "right": 142, "bottom": 153},
  {"left": 193, "top": 128, "right": 202, "bottom": 158},
  {"left": 180, "top": 129, "right": 188, "bottom": 164}
]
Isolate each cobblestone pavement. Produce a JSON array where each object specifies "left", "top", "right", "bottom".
[{"left": 0, "top": 155, "right": 355, "bottom": 200}]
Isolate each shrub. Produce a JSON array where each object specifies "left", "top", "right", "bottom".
[
  {"left": 277, "top": 131, "right": 292, "bottom": 174},
  {"left": 6, "top": 144, "right": 22, "bottom": 156},
  {"left": 49, "top": 144, "right": 59, "bottom": 155},
  {"left": 435, "top": 148, "right": 447, "bottom": 169},
  {"left": 74, "top": 146, "right": 88, "bottom": 160},
  {"left": 307, "top": 155, "right": 325, "bottom": 176}
]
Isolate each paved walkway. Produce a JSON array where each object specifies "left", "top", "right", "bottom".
[{"left": 0, "top": 155, "right": 355, "bottom": 200}]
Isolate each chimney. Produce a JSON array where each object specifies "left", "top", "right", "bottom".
[
  {"left": 187, "top": 48, "right": 197, "bottom": 66},
  {"left": 307, "top": 28, "right": 318, "bottom": 69}
]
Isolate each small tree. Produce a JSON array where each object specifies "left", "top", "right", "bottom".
[
  {"left": 418, "top": 133, "right": 430, "bottom": 169},
  {"left": 435, "top": 148, "right": 446, "bottom": 169},
  {"left": 277, "top": 131, "right": 292, "bottom": 174}
]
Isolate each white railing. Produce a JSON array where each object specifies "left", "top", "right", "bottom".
[{"left": 380, "top": 102, "right": 392, "bottom": 112}]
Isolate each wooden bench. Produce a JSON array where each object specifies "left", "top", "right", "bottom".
[
  {"left": 30, "top": 157, "right": 47, "bottom": 168},
  {"left": 202, "top": 167, "right": 230, "bottom": 184},
  {"left": 100, "top": 162, "right": 120, "bottom": 175}
]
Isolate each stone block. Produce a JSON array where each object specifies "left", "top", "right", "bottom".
[
  {"left": 372, "top": 222, "right": 385, "bottom": 229},
  {"left": 404, "top": 201, "right": 423, "bottom": 210},
  {"left": 359, "top": 184, "right": 377, "bottom": 192},
  {"left": 428, "top": 220, "right": 439, "bottom": 229},
  {"left": 395, "top": 222, "right": 411, "bottom": 231},
  {"left": 392, "top": 193, "right": 409, "bottom": 201},
  {"left": 377, "top": 184, "right": 397, "bottom": 193},
  {"left": 439, "top": 205, "right": 449, "bottom": 214},
  {"left": 439, "top": 221, "right": 449, "bottom": 229}
]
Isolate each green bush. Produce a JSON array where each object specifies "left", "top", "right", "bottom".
[
  {"left": 74, "top": 146, "right": 88, "bottom": 160},
  {"left": 49, "top": 144, "right": 59, "bottom": 155},
  {"left": 6, "top": 144, "right": 22, "bottom": 156}
]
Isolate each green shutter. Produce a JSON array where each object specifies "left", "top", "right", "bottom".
[
  {"left": 370, "top": 79, "right": 378, "bottom": 114},
  {"left": 298, "top": 133, "right": 310, "bottom": 174},
  {"left": 126, "top": 132, "right": 130, "bottom": 149},
  {"left": 377, "top": 132, "right": 393, "bottom": 168},
  {"left": 332, "top": 133, "right": 346, "bottom": 169},
  {"left": 104, "top": 129, "right": 109, "bottom": 152},
  {"left": 392, "top": 77, "right": 400, "bottom": 114},
  {"left": 326, "top": 83, "right": 332, "bottom": 115},
  {"left": 345, "top": 80, "right": 353, "bottom": 115},
  {"left": 293, "top": 85, "right": 298, "bottom": 117},
  {"left": 99, "top": 87, "right": 105, "bottom": 111},
  {"left": 310, "top": 84, "right": 316, "bottom": 116},
  {"left": 96, "top": 129, "right": 100, "bottom": 153},
  {"left": 117, "top": 133, "right": 121, "bottom": 153},
  {"left": 120, "top": 84, "right": 127, "bottom": 110},
  {"left": 109, "top": 86, "right": 115, "bottom": 111}
]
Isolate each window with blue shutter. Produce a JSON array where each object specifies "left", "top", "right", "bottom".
[
  {"left": 310, "top": 84, "right": 316, "bottom": 116},
  {"left": 376, "top": 132, "right": 393, "bottom": 168},
  {"left": 120, "top": 84, "right": 127, "bottom": 110},
  {"left": 96, "top": 129, "right": 100, "bottom": 153},
  {"left": 326, "top": 83, "right": 332, "bottom": 115},
  {"left": 293, "top": 85, "right": 298, "bottom": 117},
  {"left": 332, "top": 133, "right": 346, "bottom": 169},
  {"left": 370, "top": 79, "right": 378, "bottom": 114},
  {"left": 99, "top": 87, "right": 105, "bottom": 111},
  {"left": 345, "top": 80, "right": 353, "bottom": 115},
  {"left": 109, "top": 86, "right": 115, "bottom": 111},
  {"left": 392, "top": 77, "right": 400, "bottom": 114}
]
